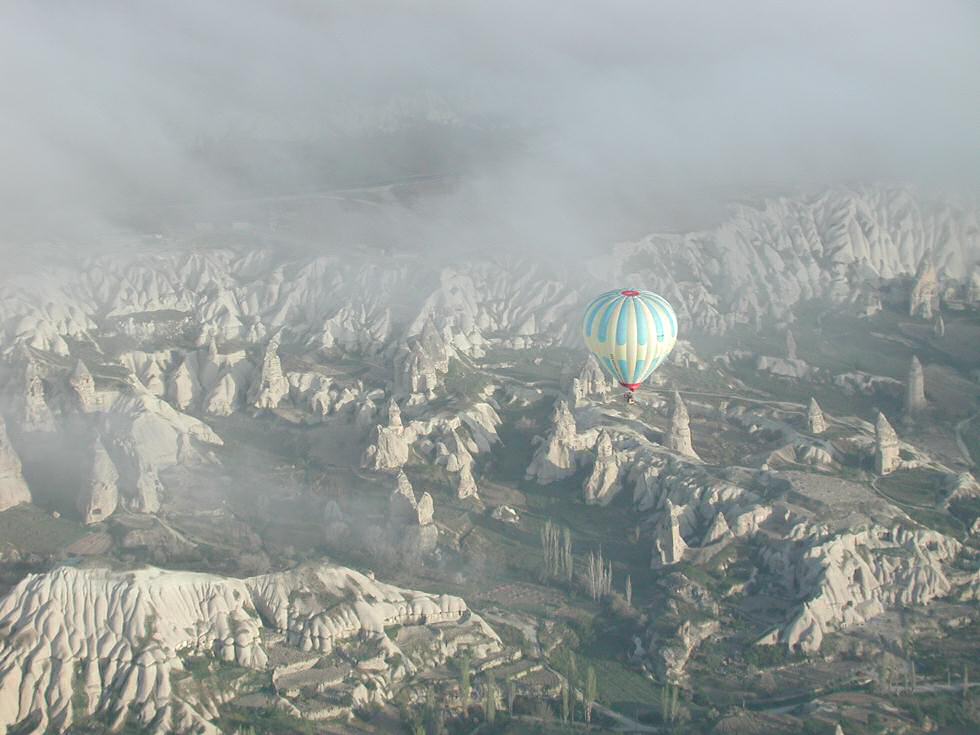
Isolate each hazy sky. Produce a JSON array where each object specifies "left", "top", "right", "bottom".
[{"left": 1, "top": 0, "right": 978, "bottom": 249}]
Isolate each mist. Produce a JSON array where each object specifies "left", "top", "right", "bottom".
[{"left": 2, "top": 0, "right": 978, "bottom": 256}]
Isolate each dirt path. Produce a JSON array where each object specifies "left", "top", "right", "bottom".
[{"left": 954, "top": 412, "right": 978, "bottom": 468}]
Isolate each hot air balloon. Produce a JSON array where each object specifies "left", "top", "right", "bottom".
[{"left": 582, "top": 289, "right": 678, "bottom": 400}]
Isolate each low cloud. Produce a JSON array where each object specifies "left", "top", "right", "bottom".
[{"left": 1, "top": 0, "right": 977, "bottom": 254}]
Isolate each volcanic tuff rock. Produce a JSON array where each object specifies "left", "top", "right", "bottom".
[
  {"left": 0, "top": 347, "right": 224, "bottom": 519},
  {"left": 905, "top": 355, "right": 927, "bottom": 416},
  {"left": 77, "top": 436, "right": 120, "bottom": 525},
  {"left": 0, "top": 563, "right": 500, "bottom": 734},
  {"left": 615, "top": 187, "right": 978, "bottom": 333},
  {"left": 453, "top": 461, "right": 478, "bottom": 500},
  {"left": 754, "top": 354, "right": 813, "bottom": 380},
  {"left": 656, "top": 618, "right": 720, "bottom": 683},
  {"left": 394, "top": 341, "right": 440, "bottom": 404},
  {"left": 204, "top": 373, "right": 239, "bottom": 416},
  {"left": 806, "top": 397, "right": 827, "bottom": 434},
  {"left": 641, "top": 574, "right": 721, "bottom": 683},
  {"left": 389, "top": 470, "right": 420, "bottom": 522},
  {"left": 362, "top": 399, "right": 411, "bottom": 471},
  {"left": 0, "top": 186, "right": 975, "bottom": 698},
  {"left": 363, "top": 400, "right": 500, "bottom": 476},
  {"left": 909, "top": 259, "right": 940, "bottom": 319},
  {"left": 874, "top": 412, "right": 900, "bottom": 475},
  {"left": 166, "top": 360, "right": 199, "bottom": 411},
  {"left": 0, "top": 416, "right": 30, "bottom": 512},
  {"left": 386, "top": 397, "right": 402, "bottom": 428},
  {"left": 141, "top": 357, "right": 165, "bottom": 396},
  {"left": 316, "top": 303, "right": 391, "bottom": 357},
  {"left": 630, "top": 452, "right": 977, "bottom": 662},
  {"left": 833, "top": 371, "right": 903, "bottom": 399},
  {"left": 14, "top": 353, "right": 55, "bottom": 432},
  {"left": 565, "top": 354, "right": 610, "bottom": 407},
  {"left": 525, "top": 399, "right": 598, "bottom": 484},
  {"left": 69, "top": 359, "right": 97, "bottom": 412},
  {"left": 249, "top": 332, "right": 290, "bottom": 409},
  {"left": 652, "top": 499, "right": 689, "bottom": 566},
  {"left": 387, "top": 471, "right": 437, "bottom": 553},
  {"left": 0, "top": 189, "right": 970, "bottom": 372},
  {"left": 415, "top": 491, "right": 434, "bottom": 527},
  {"left": 665, "top": 390, "right": 699, "bottom": 459},
  {"left": 768, "top": 523, "right": 963, "bottom": 653},
  {"left": 583, "top": 429, "right": 622, "bottom": 505}
]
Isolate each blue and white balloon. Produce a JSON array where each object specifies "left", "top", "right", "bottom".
[{"left": 582, "top": 289, "right": 678, "bottom": 391}]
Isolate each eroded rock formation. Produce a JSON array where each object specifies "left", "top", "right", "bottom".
[
  {"left": 387, "top": 471, "right": 438, "bottom": 553},
  {"left": 0, "top": 563, "right": 500, "bottom": 734},
  {"left": 904, "top": 355, "right": 927, "bottom": 417},
  {"left": 15, "top": 353, "right": 55, "bottom": 432},
  {"left": 583, "top": 429, "right": 621, "bottom": 505},
  {"left": 665, "top": 391, "right": 699, "bottom": 459},
  {"left": 249, "top": 333, "right": 290, "bottom": 409},
  {"left": 69, "top": 360, "right": 98, "bottom": 412},
  {"left": 567, "top": 354, "right": 610, "bottom": 406},
  {"left": 526, "top": 400, "right": 597, "bottom": 484},
  {"left": 0, "top": 416, "right": 31, "bottom": 512},
  {"left": 807, "top": 397, "right": 827, "bottom": 434},
  {"left": 909, "top": 259, "right": 939, "bottom": 319},
  {"left": 653, "top": 499, "right": 688, "bottom": 566},
  {"left": 362, "top": 399, "right": 411, "bottom": 471},
  {"left": 874, "top": 412, "right": 900, "bottom": 475},
  {"left": 77, "top": 437, "right": 120, "bottom": 525}
]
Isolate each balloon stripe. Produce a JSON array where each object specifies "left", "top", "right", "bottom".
[
  {"left": 615, "top": 297, "right": 630, "bottom": 346},
  {"left": 597, "top": 297, "right": 621, "bottom": 342},
  {"left": 652, "top": 294, "right": 677, "bottom": 335},
  {"left": 583, "top": 291, "right": 617, "bottom": 337},
  {"left": 633, "top": 298, "right": 647, "bottom": 346},
  {"left": 649, "top": 293, "right": 678, "bottom": 335},
  {"left": 634, "top": 297, "right": 655, "bottom": 367},
  {"left": 584, "top": 294, "right": 611, "bottom": 338},
  {"left": 642, "top": 296, "right": 666, "bottom": 342},
  {"left": 624, "top": 300, "right": 637, "bottom": 377}
]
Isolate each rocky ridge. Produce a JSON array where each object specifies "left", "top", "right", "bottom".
[{"left": 0, "top": 562, "right": 500, "bottom": 734}]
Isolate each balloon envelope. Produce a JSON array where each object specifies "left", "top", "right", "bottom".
[{"left": 582, "top": 289, "right": 678, "bottom": 390}]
